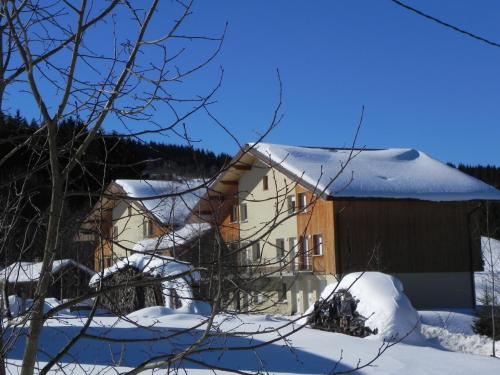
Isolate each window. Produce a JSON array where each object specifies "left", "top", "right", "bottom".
[
  {"left": 279, "top": 283, "right": 288, "bottom": 302},
  {"left": 251, "top": 242, "right": 260, "bottom": 262},
  {"left": 298, "top": 192, "right": 307, "bottom": 212},
  {"left": 127, "top": 205, "right": 132, "bottom": 216},
  {"left": 143, "top": 219, "right": 153, "bottom": 238},
  {"left": 287, "top": 195, "right": 296, "bottom": 214},
  {"left": 313, "top": 234, "right": 323, "bottom": 256},
  {"left": 288, "top": 237, "right": 298, "bottom": 269},
  {"left": 112, "top": 226, "right": 118, "bottom": 238},
  {"left": 299, "top": 235, "right": 311, "bottom": 270},
  {"left": 263, "top": 175, "right": 269, "bottom": 190},
  {"left": 240, "top": 203, "right": 248, "bottom": 222},
  {"left": 240, "top": 241, "right": 249, "bottom": 265},
  {"left": 230, "top": 204, "right": 238, "bottom": 223},
  {"left": 276, "top": 238, "right": 285, "bottom": 259}
]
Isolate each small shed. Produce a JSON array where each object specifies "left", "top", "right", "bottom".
[
  {"left": 89, "top": 253, "right": 199, "bottom": 315},
  {"left": 0, "top": 259, "right": 95, "bottom": 300}
]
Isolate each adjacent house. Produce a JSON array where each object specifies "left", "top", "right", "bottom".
[
  {"left": 79, "top": 179, "right": 208, "bottom": 271},
  {"left": 192, "top": 143, "right": 500, "bottom": 313}
]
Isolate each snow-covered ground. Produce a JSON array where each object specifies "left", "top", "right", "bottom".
[
  {"left": 414, "top": 236, "right": 500, "bottom": 358},
  {"left": 5, "top": 267, "right": 500, "bottom": 374},
  {"left": 420, "top": 309, "right": 500, "bottom": 357},
  {"left": 5, "top": 311, "right": 500, "bottom": 374}
]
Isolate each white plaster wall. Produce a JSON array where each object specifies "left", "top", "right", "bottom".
[
  {"left": 238, "top": 160, "right": 297, "bottom": 263},
  {"left": 112, "top": 200, "right": 148, "bottom": 258}
]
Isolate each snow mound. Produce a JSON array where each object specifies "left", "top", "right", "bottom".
[
  {"left": 126, "top": 303, "right": 211, "bottom": 321},
  {"left": 422, "top": 324, "right": 500, "bottom": 357},
  {"left": 126, "top": 306, "right": 176, "bottom": 320},
  {"left": 301, "top": 272, "right": 424, "bottom": 344},
  {"left": 6, "top": 295, "right": 64, "bottom": 317},
  {"left": 250, "top": 143, "right": 500, "bottom": 201}
]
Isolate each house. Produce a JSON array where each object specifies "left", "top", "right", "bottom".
[
  {"left": 79, "top": 179, "right": 208, "bottom": 271},
  {"left": 88, "top": 253, "right": 201, "bottom": 315},
  {"left": 0, "top": 259, "right": 94, "bottom": 301},
  {"left": 192, "top": 143, "right": 500, "bottom": 314}
]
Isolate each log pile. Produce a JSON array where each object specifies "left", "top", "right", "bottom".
[{"left": 307, "top": 289, "right": 377, "bottom": 338}]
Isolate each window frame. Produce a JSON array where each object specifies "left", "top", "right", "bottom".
[
  {"left": 143, "top": 218, "right": 154, "bottom": 238},
  {"left": 287, "top": 195, "right": 296, "bottom": 214},
  {"left": 240, "top": 203, "right": 248, "bottom": 222},
  {"left": 263, "top": 175, "right": 269, "bottom": 191},
  {"left": 230, "top": 204, "right": 239, "bottom": 223},
  {"left": 298, "top": 192, "right": 307, "bottom": 213},
  {"left": 251, "top": 242, "right": 260, "bottom": 262},
  {"left": 313, "top": 234, "right": 323, "bottom": 256},
  {"left": 276, "top": 238, "right": 285, "bottom": 259}
]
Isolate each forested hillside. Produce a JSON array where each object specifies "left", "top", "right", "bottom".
[{"left": 452, "top": 163, "right": 500, "bottom": 240}]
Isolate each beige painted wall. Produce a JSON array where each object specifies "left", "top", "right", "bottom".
[
  {"left": 112, "top": 200, "right": 148, "bottom": 258},
  {"left": 237, "top": 160, "right": 337, "bottom": 315},
  {"left": 236, "top": 274, "right": 337, "bottom": 315},
  {"left": 238, "top": 160, "right": 298, "bottom": 265}
]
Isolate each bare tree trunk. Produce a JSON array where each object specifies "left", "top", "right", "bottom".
[
  {"left": 0, "top": 281, "right": 6, "bottom": 375},
  {"left": 21, "top": 120, "right": 63, "bottom": 375},
  {"left": 486, "top": 202, "right": 497, "bottom": 357}
]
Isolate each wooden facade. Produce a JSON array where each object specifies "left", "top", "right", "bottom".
[
  {"left": 207, "top": 185, "right": 240, "bottom": 245},
  {"left": 295, "top": 185, "right": 336, "bottom": 274},
  {"left": 333, "top": 199, "right": 482, "bottom": 274}
]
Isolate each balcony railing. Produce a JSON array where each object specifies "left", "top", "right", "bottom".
[{"left": 239, "top": 257, "right": 312, "bottom": 276}]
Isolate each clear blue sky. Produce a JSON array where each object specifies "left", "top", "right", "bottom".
[{"left": 9, "top": 0, "right": 500, "bottom": 165}]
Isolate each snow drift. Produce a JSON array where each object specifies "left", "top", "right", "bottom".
[{"left": 301, "top": 272, "right": 424, "bottom": 344}]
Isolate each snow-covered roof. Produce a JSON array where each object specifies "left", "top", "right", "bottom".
[
  {"left": 89, "top": 253, "right": 199, "bottom": 286},
  {"left": 133, "top": 223, "right": 211, "bottom": 253},
  {"left": 114, "top": 179, "right": 206, "bottom": 225},
  {"left": 251, "top": 143, "right": 500, "bottom": 201},
  {"left": 0, "top": 259, "right": 94, "bottom": 283}
]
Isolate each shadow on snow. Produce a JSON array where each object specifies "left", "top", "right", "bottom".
[{"left": 5, "top": 321, "right": 354, "bottom": 374}]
